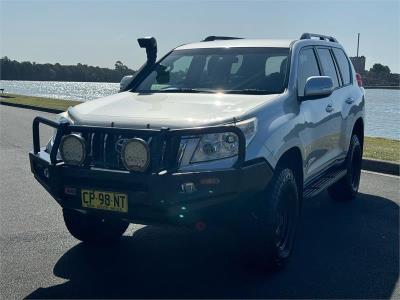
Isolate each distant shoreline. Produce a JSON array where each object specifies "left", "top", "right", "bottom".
[
  {"left": 0, "top": 79, "right": 120, "bottom": 84},
  {"left": 364, "top": 86, "right": 400, "bottom": 90}
]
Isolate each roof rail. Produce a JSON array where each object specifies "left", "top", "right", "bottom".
[
  {"left": 300, "top": 33, "right": 338, "bottom": 43},
  {"left": 202, "top": 36, "right": 243, "bottom": 42}
]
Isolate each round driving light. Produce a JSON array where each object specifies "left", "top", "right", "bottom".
[
  {"left": 121, "top": 138, "right": 150, "bottom": 172},
  {"left": 59, "top": 134, "right": 86, "bottom": 166}
]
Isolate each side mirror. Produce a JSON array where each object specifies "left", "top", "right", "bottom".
[
  {"left": 303, "top": 76, "right": 333, "bottom": 98},
  {"left": 119, "top": 75, "right": 134, "bottom": 92}
]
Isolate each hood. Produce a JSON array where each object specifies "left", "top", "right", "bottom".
[{"left": 68, "top": 91, "right": 278, "bottom": 129}]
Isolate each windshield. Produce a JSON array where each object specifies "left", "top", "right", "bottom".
[{"left": 133, "top": 47, "right": 289, "bottom": 94}]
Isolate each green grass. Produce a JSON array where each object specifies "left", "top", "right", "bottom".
[
  {"left": 0, "top": 93, "right": 82, "bottom": 111},
  {"left": 1, "top": 93, "right": 399, "bottom": 162},
  {"left": 364, "top": 136, "right": 399, "bottom": 163}
]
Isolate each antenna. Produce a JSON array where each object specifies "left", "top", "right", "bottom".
[{"left": 357, "top": 33, "right": 360, "bottom": 57}]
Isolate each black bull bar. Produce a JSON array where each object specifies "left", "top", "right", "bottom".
[
  {"left": 32, "top": 116, "right": 246, "bottom": 172},
  {"left": 30, "top": 116, "right": 274, "bottom": 227}
]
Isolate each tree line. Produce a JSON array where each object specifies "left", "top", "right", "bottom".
[
  {"left": 1, "top": 56, "right": 398, "bottom": 87},
  {"left": 0, "top": 57, "right": 135, "bottom": 83},
  {"left": 362, "top": 63, "right": 400, "bottom": 87}
]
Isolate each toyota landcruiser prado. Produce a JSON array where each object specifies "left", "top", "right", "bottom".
[{"left": 29, "top": 33, "right": 365, "bottom": 268}]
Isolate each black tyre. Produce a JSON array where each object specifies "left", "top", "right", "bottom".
[
  {"left": 238, "top": 168, "right": 300, "bottom": 270},
  {"left": 63, "top": 208, "right": 129, "bottom": 243},
  {"left": 328, "top": 134, "right": 362, "bottom": 201}
]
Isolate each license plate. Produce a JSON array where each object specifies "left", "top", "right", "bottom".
[{"left": 81, "top": 189, "right": 128, "bottom": 213}]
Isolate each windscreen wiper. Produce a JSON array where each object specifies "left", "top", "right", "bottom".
[{"left": 157, "top": 87, "right": 217, "bottom": 93}]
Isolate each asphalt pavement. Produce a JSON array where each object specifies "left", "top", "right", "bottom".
[{"left": 0, "top": 105, "right": 399, "bottom": 299}]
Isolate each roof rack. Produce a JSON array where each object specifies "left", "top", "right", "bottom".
[
  {"left": 300, "top": 33, "right": 338, "bottom": 43},
  {"left": 202, "top": 36, "right": 243, "bottom": 42}
]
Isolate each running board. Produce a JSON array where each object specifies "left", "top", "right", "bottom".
[{"left": 303, "top": 168, "right": 347, "bottom": 199}]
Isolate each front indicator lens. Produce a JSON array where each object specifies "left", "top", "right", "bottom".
[
  {"left": 121, "top": 138, "right": 150, "bottom": 172},
  {"left": 236, "top": 117, "right": 257, "bottom": 146},
  {"left": 60, "top": 134, "right": 86, "bottom": 166},
  {"left": 191, "top": 132, "right": 239, "bottom": 163}
]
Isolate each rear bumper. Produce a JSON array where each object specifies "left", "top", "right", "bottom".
[{"left": 29, "top": 151, "right": 273, "bottom": 227}]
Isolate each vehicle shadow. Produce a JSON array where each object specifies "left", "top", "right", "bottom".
[{"left": 26, "top": 191, "right": 399, "bottom": 299}]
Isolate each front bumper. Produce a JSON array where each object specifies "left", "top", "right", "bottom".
[
  {"left": 29, "top": 116, "right": 273, "bottom": 227},
  {"left": 30, "top": 151, "right": 273, "bottom": 227}
]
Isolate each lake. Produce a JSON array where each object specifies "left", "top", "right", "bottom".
[{"left": 1, "top": 80, "right": 399, "bottom": 140}]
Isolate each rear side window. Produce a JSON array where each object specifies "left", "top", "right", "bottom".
[
  {"left": 298, "top": 48, "right": 320, "bottom": 96},
  {"left": 316, "top": 48, "right": 339, "bottom": 88},
  {"left": 332, "top": 48, "right": 351, "bottom": 85}
]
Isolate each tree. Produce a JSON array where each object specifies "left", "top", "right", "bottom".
[
  {"left": 370, "top": 63, "right": 391, "bottom": 74},
  {"left": 115, "top": 61, "right": 128, "bottom": 72},
  {"left": 0, "top": 57, "right": 135, "bottom": 82}
]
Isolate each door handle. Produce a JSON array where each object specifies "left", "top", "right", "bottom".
[
  {"left": 346, "top": 97, "right": 355, "bottom": 104},
  {"left": 326, "top": 104, "right": 334, "bottom": 113}
]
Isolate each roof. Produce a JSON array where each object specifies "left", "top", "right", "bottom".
[{"left": 175, "top": 39, "right": 294, "bottom": 50}]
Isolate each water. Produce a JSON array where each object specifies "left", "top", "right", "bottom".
[
  {"left": 364, "top": 89, "right": 399, "bottom": 140},
  {"left": 0, "top": 80, "right": 119, "bottom": 101},
  {"left": 1, "top": 80, "right": 399, "bottom": 139}
]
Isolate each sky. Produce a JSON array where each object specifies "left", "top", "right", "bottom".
[{"left": 1, "top": 0, "right": 399, "bottom": 73}]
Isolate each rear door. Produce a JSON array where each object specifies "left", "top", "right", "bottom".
[{"left": 298, "top": 47, "right": 338, "bottom": 178}]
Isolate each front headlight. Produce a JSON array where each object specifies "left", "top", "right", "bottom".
[
  {"left": 180, "top": 117, "right": 257, "bottom": 166},
  {"left": 191, "top": 132, "right": 239, "bottom": 163}
]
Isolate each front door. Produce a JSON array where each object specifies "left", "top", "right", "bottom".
[{"left": 297, "top": 47, "right": 340, "bottom": 179}]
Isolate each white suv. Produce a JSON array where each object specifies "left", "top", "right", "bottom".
[{"left": 30, "top": 33, "right": 365, "bottom": 269}]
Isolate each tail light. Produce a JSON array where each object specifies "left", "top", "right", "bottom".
[{"left": 355, "top": 73, "right": 363, "bottom": 87}]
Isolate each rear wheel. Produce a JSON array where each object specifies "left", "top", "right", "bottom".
[
  {"left": 63, "top": 208, "right": 129, "bottom": 243},
  {"left": 328, "top": 134, "right": 362, "bottom": 201},
  {"left": 237, "top": 168, "right": 300, "bottom": 270}
]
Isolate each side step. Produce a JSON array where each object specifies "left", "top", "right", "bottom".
[{"left": 303, "top": 168, "right": 347, "bottom": 199}]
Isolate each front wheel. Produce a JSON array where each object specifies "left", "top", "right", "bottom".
[
  {"left": 237, "top": 168, "right": 300, "bottom": 270},
  {"left": 63, "top": 209, "right": 129, "bottom": 243},
  {"left": 328, "top": 134, "right": 362, "bottom": 201}
]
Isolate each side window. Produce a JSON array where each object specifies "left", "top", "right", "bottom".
[
  {"left": 167, "top": 56, "right": 193, "bottom": 84},
  {"left": 298, "top": 48, "right": 320, "bottom": 96},
  {"left": 316, "top": 48, "right": 340, "bottom": 88},
  {"left": 332, "top": 48, "right": 351, "bottom": 85},
  {"left": 265, "top": 56, "right": 287, "bottom": 76},
  {"left": 139, "top": 56, "right": 194, "bottom": 91}
]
